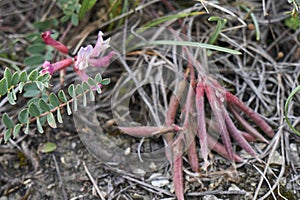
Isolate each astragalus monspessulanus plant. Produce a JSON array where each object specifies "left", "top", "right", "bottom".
[
  {"left": 0, "top": 30, "right": 114, "bottom": 143},
  {"left": 74, "top": 28, "right": 275, "bottom": 200}
]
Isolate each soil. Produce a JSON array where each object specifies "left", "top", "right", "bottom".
[{"left": 1, "top": 1, "right": 300, "bottom": 200}]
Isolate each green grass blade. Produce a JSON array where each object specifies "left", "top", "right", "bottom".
[
  {"left": 143, "top": 40, "right": 242, "bottom": 55},
  {"left": 284, "top": 85, "right": 300, "bottom": 136}
]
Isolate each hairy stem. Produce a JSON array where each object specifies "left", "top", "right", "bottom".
[
  {"left": 223, "top": 107, "right": 257, "bottom": 156},
  {"left": 205, "top": 84, "right": 233, "bottom": 160},
  {"left": 229, "top": 105, "right": 269, "bottom": 143},
  {"left": 226, "top": 92, "right": 274, "bottom": 138},
  {"left": 196, "top": 80, "right": 209, "bottom": 169}
]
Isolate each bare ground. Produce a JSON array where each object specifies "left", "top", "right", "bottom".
[{"left": 1, "top": 0, "right": 300, "bottom": 199}]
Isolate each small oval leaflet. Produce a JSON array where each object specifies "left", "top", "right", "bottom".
[{"left": 39, "top": 142, "right": 57, "bottom": 153}]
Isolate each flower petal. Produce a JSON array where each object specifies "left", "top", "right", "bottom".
[
  {"left": 74, "top": 68, "right": 89, "bottom": 82},
  {"left": 40, "top": 61, "right": 54, "bottom": 75},
  {"left": 90, "top": 31, "right": 111, "bottom": 57},
  {"left": 75, "top": 45, "right": 93, "bottom": 70},
  {"left": 41, "top": 31, "right": 69, "bottom": 54},
  {"left": 89, "top": 51, "right": 115, "bottom": 68}
]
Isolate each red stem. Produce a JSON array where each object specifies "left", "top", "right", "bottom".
[
  {"left": 119, "top": 126, "right": 160, "bottom": 137},
  {"left": 205, "top": 85, "right": 234, "bottom": 160},
  {"left": 222, "top": 107, "right": 257, "bottom": 156},
  {"left": 182, "top": 67, "right": 199, "bottom": 172},
  {"left": 173, "top": 139, "right": 184, "bottom": 200},
  {"left": 195, "top": 80, "right": 209, "bottom": 169},
  {"left": 229, "top": 105, "right": 269, "bottom": 143},
  {"left": 240, "top": 131, "right": 257, "bottom": 142},
  {"left": 226, "top": 92, "right": 274, "bottom": 138},
  {"left": 207, "top": 135, "right": 243, "bottom": 162}
]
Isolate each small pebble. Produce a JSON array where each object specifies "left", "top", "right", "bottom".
[
  {"left": 124, "top": 147, "right": 131, "bottom": 156},
  {"left": 151, "top": 179, "right": 169, "bottom": 187}
]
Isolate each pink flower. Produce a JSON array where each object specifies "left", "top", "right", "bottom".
[
  {"left": 41, "top": 31, "right": 69, "bottom": 54},
  {"left": 74, "top": 45, "right": 93, "bottom": 70},
  {"left": 40, "top": 58, "right": 73, "bottom": 75},
  {"left": 73, "top": 31, "right": 114, "bottom": 81},
  {"left": 90, "top": 31, "right": 111, "bottom": 57},
  {"left": 41, "top": 30, "right": 114, "bottom": 82}
]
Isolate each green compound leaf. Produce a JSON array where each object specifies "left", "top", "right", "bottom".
[
  {"left": 4, "top": 129, "right": 12, "bottom": 143},
  {"left": 73, "top": 98, "right": 78, "bottom": 111},
  {"left": 101, "top": 78, "right": 110, "bottom": 85},
  {"left": 82, "top": 81, "right": 90, "bottom": 91},
  {"left": 18, "top": 109, "right": 29, "bottom": 124},
  {"left": 66, "top": 102, "right": 72, "bottom": 115},
  {"left": 39, "top": 99, "right": 51, "bottom": 112},
  {"left": 75, "top": 84, "right": 84, "bottom": 95},
  {"left": 96, "top": 85, "right": 102, "bottom": 94},
  {"left": 13, "top": 124, "right": 22, "bottom": 138},
  {"left": 49, "top": 93, "right": 60, "bottom": 107},
  {"left": 7, "top": 92, "right": 16, "bottom": 105},
  {"left": 47, "top": 113, "right": 57, "bottom": 128},
  {"left": 285, "top": 85, "right": 300, "bottom": 136},
  {"left": 58, "top": 90, "right": 67, "bottom": 102},
  {"left": 37, "top": 73, "right": 51, "bottom": 82},
  {"left": 18, "top": 82, "right": 25, "bottom": 93},
  {"left": 0, "top": 77, "right": 8, "bottom": 96},
  {"left": 24, "top": 55, "right": 45, "bottom": 66},
  {"left": 39, "top": 142, "right": 57, "bottom": 153},
  {"left": 68, "top": 84, "right": 76, "bottom": 98},
  {"left": 26, "top": 43, "right": 46, "bottom": 55},
  {"left": 88, "top": 77, "right": 96, "bottom": 86},
  {"left": 28, "top": 103, "right": 40, "bottom": 117},
  {"left": 36, "top": 81, "right": 44, "bottom": 91},
  {"left": 19, "top": 71, "right": 28, "bottom": 82},
  {"left": 23, "top": 82, "right": 40, "bottom": 98},
  {"left": 11, "top": 72, "right": 20, "bottom": 86},
  {"left": 2, "top": 113, "right": 15, "bottom": 129},
  {"left": 71, "top": 13, "right": 79, "bottom": 26},
  {"left": 57, "top": 108, "right": 63, "bottom": 123},
  {"left": 89, "top": 90, "right": 95, "bottom": 101},
  {"left": 25, "top": 121, "right": 30, "bottom": 134},
  {"left": 37, "top": 117, "right": 44, "bottom": 133},
  {"left": 4, "top": 68, "right": 12, "bottom": 87},
  {"left": 83, "top": 93, "right": 87, "bottom": 107},
  {"left": 28, "top": 70, "right": 39, "bottom": 81},
  {"left": 95, "top": 73, "right": 102, "bottom": 83}
]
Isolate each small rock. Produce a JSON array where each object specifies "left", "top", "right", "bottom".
[
  {"left": 228, "top": 184, "right": 241, "bottom": 191},
  {"left": 148, "top": 173, "right": 163, "bottom": 180},
  {"left": 149, "top": 162, "right": 157, "bottom": 171},
  {"left": 203, "top": 195, "right": 221, "bottom": 200},
  {"left": 132, "top": 168, "right": 146, "bottom": 176},
  {"left": 269, "top": 151, "right": 283, "bottom": 165},
  {"left": 151, "top": 179, "right": 169, "bottom": 187},
  {"left": 124, "top": 147, "right": 131, "bottom": 156}
]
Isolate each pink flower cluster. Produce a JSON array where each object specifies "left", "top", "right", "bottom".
[{"left": 41, "top": 30, "right": 115, "bottom": 81}]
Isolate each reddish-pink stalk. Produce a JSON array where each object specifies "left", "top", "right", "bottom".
[
  {"left": 222, "top": 107, "right": 257, "bottom": 156},
  {"left": 40, "top": 58, "right": 73, "bottom": 75},
  {"left": 41, "top": 30, "right": 69, "bottom": 54},
  {"left": 207, "top": 135, "right": 243, "bottom": 162},
  {"left": 182, "top": 67, "right": 199, "bottom": 172},
  {"left": 119, "top": 126, "right": 161, "bottom": 137},
  {"left": 240, "top": 131, "right": 257, "bottom": 142},
  {"left": 205, "top": 84, "right": 234, "bottom": 160},
  {"left": 229, "top": 105, "right": 269, "bottom": 143},
  {"left": 195, "top": 79, "right": 209, "bottom": 169},
  {"left": 226, "top": 92, "right": 274, "bottom": 138},
  {"left": 173, "top": 138, "right": 184, "bottom": 200},
  {"left": 163, "top": 79, "right": 187, "bottom": 165}
]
